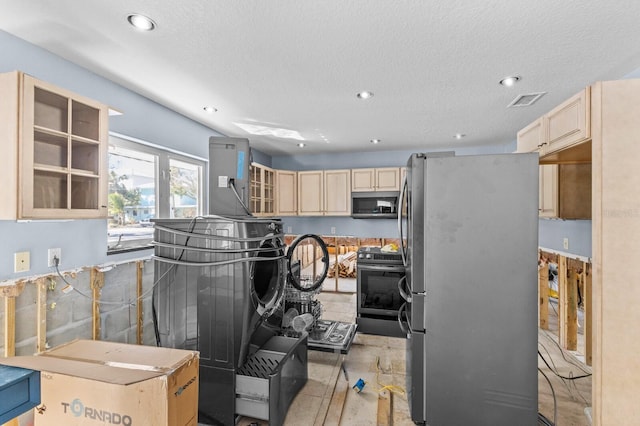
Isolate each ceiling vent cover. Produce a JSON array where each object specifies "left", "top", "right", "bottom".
[{"left": 507, "top": 92, "right": 546, "bottom": 108}]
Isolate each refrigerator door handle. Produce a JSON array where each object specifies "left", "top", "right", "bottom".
[
  {"left": 397, "top": 301, "right": 410, "bottom": 335},
  {"left": 398, "top": 275, "right": 411, "bottom": 302},
  {"left": 397, "top": 173, "right": 408, "bottom": 267}
]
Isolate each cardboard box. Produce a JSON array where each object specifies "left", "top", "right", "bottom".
[{"left": 0, "top": 340, "right": 199, "bottom": 426}]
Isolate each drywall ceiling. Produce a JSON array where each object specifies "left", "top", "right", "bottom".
[{"left": 1, "top": 1, "right": 640, "bottom": 156}]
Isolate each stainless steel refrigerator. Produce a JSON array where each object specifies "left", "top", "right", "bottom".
[{"left": 398, "top": 153, "right": 539, "bottom": 425}]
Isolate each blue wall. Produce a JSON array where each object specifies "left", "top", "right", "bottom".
[
  {"left": 272, "top": 142, "right": 515, "bottom": 171},
  {"left": 0, "top": 30, "right": 232, "bottom": 280},
  {"left": 539, "top": 219, "right": 592, "bottom": 257},
  {"left": 1, "top": 28, "right": 607, "bottom": 280},
  {"left": 274, "top": 144, "right": 523, "bottom": 239}
]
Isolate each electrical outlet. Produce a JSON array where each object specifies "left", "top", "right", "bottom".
[
  {"left": 14, "top": 251, "right": 30, "bottom": 273},
  {"left": 287, "top": 226, "right": 292, "bottom": 234},
  {"left": 563, "top": 238, "right": 569, "bottom": 250},
  {"left": 48, "top": 248, "right": 62, "bottom": 267},
  {"left": 331, "top": 227, "right": 336, "bottom": 235}
]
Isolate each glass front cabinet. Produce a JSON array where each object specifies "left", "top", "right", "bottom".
[{"left": 0, "top": 71, "right": 109, "bottom": 219}]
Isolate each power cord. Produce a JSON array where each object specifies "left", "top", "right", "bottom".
[
  {"left": 375, "top": 356, "right": 406, "bottom": 398},
  {"left": 538, "top": 350, "right": 592, "bottom": 381},
  {"left": 538, "top": 367, "right": 557, "bottom": 426},
  {"left": 52, "top": 257, "right": 136, "bottom": 306}
]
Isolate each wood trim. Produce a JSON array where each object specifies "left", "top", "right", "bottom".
[
  {"left": 538, "top": 261, "right": 549, "bottom": 330},
  {"left": 590, "top": 80, "right": 603, "bottom": 426},
  {"left": 377, "top": 389, "right": 392, "bottom": 425},
  {"left": 323, "top": 374, "right": 348, "bottom": 426},
  {"left": 36, "top": 278, "right": 48, "bottom": 353},
  {"left": 584, "top": 262, "right": 592, "bottom": 366},
  {"left": 3, "top": 296, "right": 16, "bottom": 357},
  {"left": 563, "top": 261, "right": 578, "bottom": 351},
  {"left": 90, "top": 268, "right": 105, "bottom": 340}
]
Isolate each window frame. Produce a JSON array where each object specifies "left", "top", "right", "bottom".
[{"left": 107, "top": 132, "right": 208, "bottom": 254}]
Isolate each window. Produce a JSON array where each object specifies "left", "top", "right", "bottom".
[{"left": 107, "top": 134, "right": 206, "bottom": 252}]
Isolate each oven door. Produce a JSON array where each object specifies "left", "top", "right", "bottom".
[{"left": 357, "top": 264, "right": 405, "bottom": 317}]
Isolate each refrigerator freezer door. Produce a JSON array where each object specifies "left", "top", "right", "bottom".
[{"left": 405, "top": 331, "right": 426, "bottom": 423}]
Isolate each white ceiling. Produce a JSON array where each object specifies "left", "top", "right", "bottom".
[{"left": 2, "top": 1, "right": 640, "bottom": 156}]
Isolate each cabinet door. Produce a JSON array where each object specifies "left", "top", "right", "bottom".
[
  {"left": 250, "top": 164, "right": 263, "bottom": 215},
  {"left": 250, "top": 163, "right": 276, "bottom": 216},
  {"left": 297, "top": 170, "right": 323, "bottom": 215},
  {"left": 375, "top": 167, "right": 400, "bottom": 191},
  {"left": 324, "top": 169, "right": 351, "bottom": 215},
  {"left": 351, "top": 168, "right": 375, "bottom": 191},
  {"left": 545, "top": 87, "right": 591, "bottom": 153},
  {"left": 539, "top": 164, "right": 558, "bottom": 218},
  {"left": 263, "top": 167, "right": 275, "bottom": 215},
  {"left": 276, "top": 170, "right": 297, "bottom": 216},
  {"left": 0, "top": 72, "right": 20, "bottom": 219},
  {"left": 517, "top": 118, "right": 546, "bottom": 154},
  {"left": 20, "top": 74, "right": 108, "bottom": 219}
]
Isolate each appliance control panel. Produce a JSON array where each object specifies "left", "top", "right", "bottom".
[{"left": 357, "top": 247, "right": 402, "bottom": 264}]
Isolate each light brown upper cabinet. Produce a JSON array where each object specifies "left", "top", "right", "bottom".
[
  {"left": 517, "top": 87, "right": 592, "bottom": 219},
  {"left": 0, "top": 71, "right": 109, "bottom": 219},
  {"left": 517, "top": 117, "right": 546, "bottom": 155},
  {"left": 276, "top": 169, "right": 297, "bottom": 216},
  {"left": 546, "top": 88, "right": 590, "bottom": 154},
  {"left": 351, "top": 167, "right": 401, "bottom": 192},
  {"left": 249, "top": 163, "right": 275, "bottom": 217},
  {"left": 517, "top": 87, "right": 591, "bottom": 163},
  {"left": 297, "top": 169, "right": 351, "bottom": 216}
]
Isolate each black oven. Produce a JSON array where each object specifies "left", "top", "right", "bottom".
[{"left": 356, "top": 247, "right": 406, "bottom": 338}]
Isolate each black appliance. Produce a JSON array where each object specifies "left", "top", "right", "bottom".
[
  {"left": 152, "top": 216, "right": 307, "bottom": 425},
  {"left": 351, "top": 191, "right": 399, "bottom": 218},
  {"left": 356, "top": 246, "right": 405, "bottom": 338}
]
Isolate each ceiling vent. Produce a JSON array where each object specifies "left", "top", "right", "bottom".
[{"left": 507, "top": 92, "right": 546, "bottom": 108}]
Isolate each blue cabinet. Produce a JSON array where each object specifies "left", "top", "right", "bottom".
[{"left": 0, "top": 365, "right": 40, "bottom": 424}]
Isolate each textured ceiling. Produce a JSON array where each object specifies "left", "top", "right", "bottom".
[{"left": 1, "top": 1, "right": 640, "bottom": 156}]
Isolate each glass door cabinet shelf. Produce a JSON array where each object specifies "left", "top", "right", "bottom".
[
  {"left": 0, "top": 71, "right": 108, "bottom": 219},
  {"left": 250, "top": 163, "right": 275, "bottom": 216}
]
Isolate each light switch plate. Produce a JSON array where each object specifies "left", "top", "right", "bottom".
[{"left": 14, "top": 251, "right": 30, "bottom": 273}]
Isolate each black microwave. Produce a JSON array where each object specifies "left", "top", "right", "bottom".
[{"left": 351, "top": 191, "right": 399, "bottom": 219}]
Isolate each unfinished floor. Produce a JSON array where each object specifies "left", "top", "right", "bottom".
[{"left": 231, "top": 291, "right": 592, "bottom": 426}]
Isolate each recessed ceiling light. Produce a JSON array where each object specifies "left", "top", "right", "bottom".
[
  {"left": 127, "top": 14, "right": 156, "bottom": 31},
  {"left": 499, "top": 76, "right": 521, "bottom": 87},
  {"left": 297, "top": 143, "right": 306, "bottom": 148},
  {"left": 370, "top": 139, "right": 381, "bottom": 144},
  {"left": 454, "top": 133, "right": 466, "bottom": 139},
  {"left": 203, "top": 106, "right": 217, "bottom": 113},
  {"left": 357, "top": 91, "right": 374, "bottom": 99}
]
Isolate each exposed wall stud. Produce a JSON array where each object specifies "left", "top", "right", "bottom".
[
  {"left": 3, "top": 296, "right": 16, "bottom": 357},
  {"left": 90, "top": 268, "right": 105, "bottom": 340},
  {"left": 36, "top": 278, "right": 48, "bottom": 353}
]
